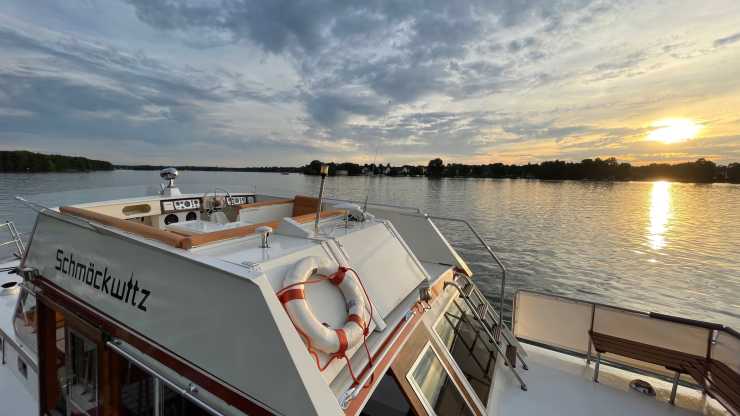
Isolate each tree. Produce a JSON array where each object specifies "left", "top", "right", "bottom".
[
  {"left": 427, "top": 158, "right": 445, "bottom": 178},
  {"left": 728, "top": 163, "right": 740, "bottom": 183}
]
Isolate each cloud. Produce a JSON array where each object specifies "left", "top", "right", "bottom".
[
  {"left": 2, "top": 0, "right": 740, "bottom": 165},
  {"left": 0, "top": 20, "right": 305, "bottom": 162},
  {"left": 123, "top": 0, "right": 618, "bottom": 128},
  {"left": 714, "top": 32, "right": 740, "bottom": 47}
]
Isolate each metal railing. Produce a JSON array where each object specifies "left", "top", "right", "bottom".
[
  {"left": 512, "top": 290, "right": 740, "bottom": 409},
  {"left": 454, "top": 273, "right": 528, "bottom": 362},
  {"left": 0, "top": 221, "right": 26, "bottom": 259},
  {"left": 444, "top": 280, "right": 527, "bottom": 391},
  {"left": 108, "top": 340, "right": 225, "bottom": 416},
  {"left": 412, "top": 215, "right": 509, "bottom": 331}
]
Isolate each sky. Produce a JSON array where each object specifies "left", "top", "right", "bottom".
[{"left": 0, "top": 0, "right": 739, "bottom": 167}]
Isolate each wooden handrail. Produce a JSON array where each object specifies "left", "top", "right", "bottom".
[
  {"left": 59, "top": 206, "right": 192, "bottom": 249},
  {"left": 237, "top": 198, "right": 293, "bottom": 210},
  {"left": 59, "top": 205, "right": 347, "bottom": 249}
]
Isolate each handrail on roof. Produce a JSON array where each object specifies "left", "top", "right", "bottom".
[
  {"left": 410, "top": 214, "right": 509, "bottom": 328},
  {"left": 0, "top": 220, "right": 26, "bottom": 258}
]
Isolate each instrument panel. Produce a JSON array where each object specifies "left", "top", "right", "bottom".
[
  {"left": 225, "top": 195, "right": 253, "bottom": 206},
  {"left": 161, "top": 198, "right": 201, "bottom": 213}
]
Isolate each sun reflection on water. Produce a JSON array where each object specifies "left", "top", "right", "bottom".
[{"left": 648, "top": 181, "right": 672, "bottom": 250}]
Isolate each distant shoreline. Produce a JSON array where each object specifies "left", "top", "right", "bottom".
[
  {"left": 1, "top": 150, "right": 113, "bottom": 173},
  {"left": 2, "top": 150, "right": 739, "bottom": 184}
]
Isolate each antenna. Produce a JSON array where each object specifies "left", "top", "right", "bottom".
[
  {"left": 314, "top": 164, "right": 329, "bottom": 234},
  {"left": 363, "top": 100, "right": 391, "bottom": 212}
]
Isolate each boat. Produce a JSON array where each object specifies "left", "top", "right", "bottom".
[{"left": 0, "top": 168, "right": 737, "bottom": 416}]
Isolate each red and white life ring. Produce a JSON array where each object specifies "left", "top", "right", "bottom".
[{"left": 278, "top": 257, "right": 369, "bottom": 356}]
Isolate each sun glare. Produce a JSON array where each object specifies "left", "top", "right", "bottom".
[
  {"left": 647, "top": 181, "right": 672, "bottom": 250},
  {"left": 647, "top": 119, "right": 702, "bottom": 144}
]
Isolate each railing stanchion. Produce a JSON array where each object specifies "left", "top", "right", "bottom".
[{"left": 587, "top": 303, "right": 596, "bottom": 366}]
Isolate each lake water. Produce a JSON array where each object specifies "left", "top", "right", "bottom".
[{"left": 1, "top": 170, "right": 738, "bottom": 328}]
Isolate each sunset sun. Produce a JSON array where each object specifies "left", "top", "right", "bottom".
[{"left": 647, "top": 118, "right": 702, "bottom": 144}]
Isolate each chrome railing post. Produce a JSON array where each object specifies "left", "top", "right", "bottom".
[{"left": 423, "top": 215, "right": 508, "bottom": 328}]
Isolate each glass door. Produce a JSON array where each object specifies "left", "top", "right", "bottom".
[{"left": 64, "top": 328, "right": 100, "bottom": 416}]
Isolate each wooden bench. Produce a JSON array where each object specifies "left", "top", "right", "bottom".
[{"left": 589, "top": 331, "right": 739, "bottom": 414}]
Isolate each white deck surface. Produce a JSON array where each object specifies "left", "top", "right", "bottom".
[
  {"left": 0, "top": 365, "right": 37, "bottom": 416},
  {"left": 0, "top": 260, "right": 38, "bottom": 416},
  {"left": 489, "top": 344, "right": 726, "bottom": 416}
]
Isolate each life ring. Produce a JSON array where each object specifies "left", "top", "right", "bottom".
[{"left": 278, "top": 257, "right": 369, "bottom": 356}]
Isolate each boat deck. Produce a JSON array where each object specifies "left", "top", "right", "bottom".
[
  {"left": 0, "top": 261, "right": 37, "bottom": 415},
  {"left": 490, "top": 344, "right": 729, "bottom": 416},
  {"left": 0, "top": 365, "right": 36, "bottom": 415}
]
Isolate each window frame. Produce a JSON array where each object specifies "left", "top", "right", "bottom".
[
  {"left": 429, "top": 296, "right": 494, "bottom": 411},
  {"left": 405, "top": 342, "right": 476, "bottom": 416}
]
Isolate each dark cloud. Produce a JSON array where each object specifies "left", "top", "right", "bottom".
[
  {"left": 0, "top": 22, "right": 297, "bottom": 159},
  {"left": 124, "top": 0, "right": 616, "bottom": 127},
  {"left": 714, "top": 32, "right": 740, "bottom": 47},
  {"left": 5, "top": 0, "right": 736, "bottom": 165},
  {"left": 304, "top": 92, "right": 386, "bottom": 126}
]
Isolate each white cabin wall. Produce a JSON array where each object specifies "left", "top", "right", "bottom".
[
  {"left": 0, "top": 335, "right": 39, "bottom": 401},
  {"left": 238, "top": 203, "right": 293, "bottom": 224},
  {"left": 23, "top": 211, "right": 342, "bottom": 416}
]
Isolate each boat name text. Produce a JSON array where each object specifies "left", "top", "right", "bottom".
[{"left": 55, "top": 249, "right": 150, "bottom": 312}]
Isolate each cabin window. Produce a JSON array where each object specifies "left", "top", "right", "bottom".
[
  {"left": 407, "top": 344, "right": 474, "bottom": 416},
  {"left": 67, "top": 329, "right": 100, "bottom": 416},
  {"left": 117, "top": 355, "right": 157, "bottom": 416},
  {"left": 160, "top": 383, "right": 211, "bottom": 416},
  {"left": 361, "top": 372, "right": 415, "bottom": 416},
  {"left": 112, "top": 351, "right": 212, "bottom": 416},
  {"left": 433, "top": 299, "right": 496, "bottom": 406},
  {"left": 13, "top": 289, "right": 37, "bottom": 353}
]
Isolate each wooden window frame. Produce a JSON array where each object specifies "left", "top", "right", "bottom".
[{"left": 35, "top": 277, "right": 274, "bottom": 416}]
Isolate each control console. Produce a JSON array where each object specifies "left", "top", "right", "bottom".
[
  {"left": 224, "top": 195, "right": 255, "bottom": 206},
  {"left": 161, "top": 198, "right": 201, "bottom": 212}
]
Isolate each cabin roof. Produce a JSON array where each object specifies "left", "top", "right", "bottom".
[{"left": 22, "top": 192, "right": 462, "bottom": 415}]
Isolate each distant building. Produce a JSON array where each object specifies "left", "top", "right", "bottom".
[{"left": 335, "top": 170, "right": 349, "bottom": 176}]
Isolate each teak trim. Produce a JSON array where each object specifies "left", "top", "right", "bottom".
[
  {"left": 237, "top": 198, "right": 294, "bottom": 210},
  {"left": 60, "top": 205, "right": 347, "bottom": 249},
  {"left": 292, "top": 195, "right": 320, "bottom": 216},
  {"left": 344, "top": 304, "right": 425, "bottom": 416},
  {"left": 59, "top": 206, "right": 192, "bottom": 249}
]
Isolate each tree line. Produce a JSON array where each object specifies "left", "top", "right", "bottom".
[
  {"left": 305, "top": 157, "right": 740, "bottom": 183},
  {"left": 3, "top": 150, "right": 738, "bottom": 183},
  {"left": 115, "top": 164, "right": 302, "bottom": 173},
  {"left": 0, "top": 151, "right": 113, "bottom": 173}
]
